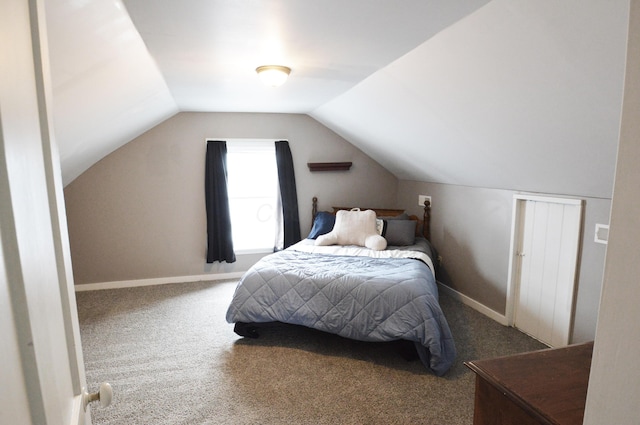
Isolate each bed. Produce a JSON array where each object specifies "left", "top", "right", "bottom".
[{"left": 226, "top": 197, "right": 456, "bottom": 376}]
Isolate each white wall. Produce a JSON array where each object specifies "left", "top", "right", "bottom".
[
  {"left": 584, "top": 0, "right": 640, "bottom": 422},
  {"left": 65, "top": 112, "right": 398, "bottom": 285}
]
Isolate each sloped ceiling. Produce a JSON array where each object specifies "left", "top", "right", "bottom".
[
  {"left": 312, "top": 1, "right": 629, "bottom": 198},
  {"left": 45, "top": 0, "right": 629, "bottom": 198},
  {"left": 46, "top": 0, "right": 178, "bottom": 185}
]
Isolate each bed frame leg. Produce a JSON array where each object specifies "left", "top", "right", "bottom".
[
  {"left": 396, "top": 340, "right": 419, "bottom": 361},
  {"left": 234, "top": 322, "right": 260, "bottom": 338}
]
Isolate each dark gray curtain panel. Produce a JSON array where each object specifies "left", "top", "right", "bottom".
[
  {"left": 275, "top": 141, "right": 301, "bottom": 248},
  {"left": 205, "top": 141, "right": 236, "bottom": 263}
]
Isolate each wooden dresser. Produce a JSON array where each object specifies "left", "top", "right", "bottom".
[{"left": 465, "top": 342, "right": 593, "bottom": 425}]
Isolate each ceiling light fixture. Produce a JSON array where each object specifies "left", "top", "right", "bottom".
[{"left": 256, "top": 65, "right": 291, "bottom": 87}]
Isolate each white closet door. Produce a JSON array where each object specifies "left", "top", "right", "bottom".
[
  {"left": 513, "top": 196, "right": 583, "bottom": 347},
  {"left": 1, "top": 1, "right": 91, "bottom": 423}
]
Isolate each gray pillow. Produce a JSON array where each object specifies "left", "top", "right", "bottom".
[
  {"left": 379, "top": 213, "right": 410, "bottom": 221},
  {"left": 382, "top": 219, "right": 416, "bottom": 246}
]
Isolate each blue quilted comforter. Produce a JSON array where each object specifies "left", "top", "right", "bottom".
[{"left": 226, "top": 240, "right": 456, "bottom": 376}]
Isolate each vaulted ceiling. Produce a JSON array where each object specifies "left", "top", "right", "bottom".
[{"left": 45, "top": 0, "right": 629, "bottom": 198}]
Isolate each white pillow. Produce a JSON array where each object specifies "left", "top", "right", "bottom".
[{"left": 315, "top": 209, "right": 387, "bottom": 251}]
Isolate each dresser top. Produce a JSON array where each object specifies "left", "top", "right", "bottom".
[{"left": 465, "top": 342, "right": 594, "bottom": 425}]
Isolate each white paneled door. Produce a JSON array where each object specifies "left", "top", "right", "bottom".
[{"left": 508, "top": 195, "right": 583, "bottom": 347}]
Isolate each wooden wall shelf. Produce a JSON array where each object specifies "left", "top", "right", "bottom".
[{"left": 307, "top": 162, "right": 352, "bottom": 172}]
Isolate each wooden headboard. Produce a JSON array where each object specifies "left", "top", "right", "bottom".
[{"left": 312, "top": 196, "right": 432, "bottom": 241}]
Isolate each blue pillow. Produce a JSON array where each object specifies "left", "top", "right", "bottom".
[{"left": 308, "top": 212, "right": 336, "bottom": 239}]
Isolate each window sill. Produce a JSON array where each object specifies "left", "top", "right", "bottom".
[{"left": 234, "top": 248, "right": 274, "bottom": 255}]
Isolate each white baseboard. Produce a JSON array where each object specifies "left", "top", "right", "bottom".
[
  {"left": 75, "top": 274, "right": 509, "bottom": 328},
  {"left": 437, "top": 282, "right": 509, "bottom": 326},
  {"left": 74, "top": 272, "right": 246, "bottom": 292}
]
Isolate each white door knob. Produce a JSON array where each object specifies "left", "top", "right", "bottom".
[{"left": 83, "top": 382, "right": 113, "bottom": 411}]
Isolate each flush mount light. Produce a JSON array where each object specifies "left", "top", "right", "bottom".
[{"left": 256, "top": 65, "right": 291, "bottom": 87}]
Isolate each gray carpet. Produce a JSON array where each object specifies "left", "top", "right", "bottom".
[{"left": 77, "top": 280, "right": 546, "bottom": 424}]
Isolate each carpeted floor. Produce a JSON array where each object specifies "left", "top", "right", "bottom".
[{"left": 77, "top": 280, "right": 546, "bottom": 424}]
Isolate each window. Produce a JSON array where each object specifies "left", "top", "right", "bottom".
[{"left": 226, "top": 140, "right": 279, "bottom": 253}]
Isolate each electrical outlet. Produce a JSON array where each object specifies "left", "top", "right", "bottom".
[{"left": 418, "top": 195, "right": 432, "bottom": 207}]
